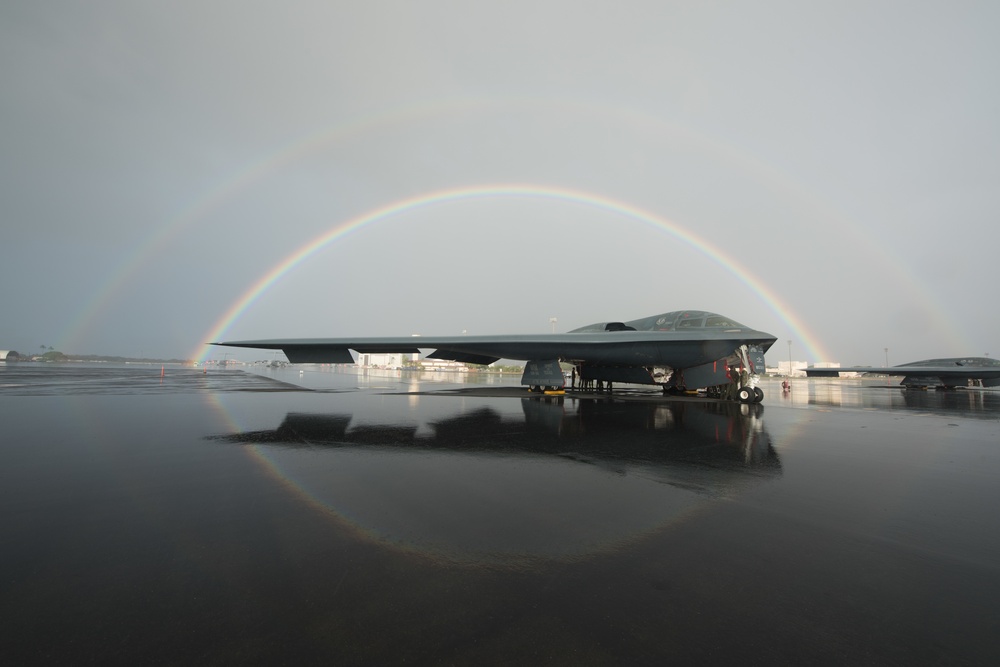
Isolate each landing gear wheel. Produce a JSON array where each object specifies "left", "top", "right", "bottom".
[
  {"left": 753, "top": 387, "right": 764, "bottom": 403},
  {"left": 737, "top": 387, "right": 753, "bottom": 403}
]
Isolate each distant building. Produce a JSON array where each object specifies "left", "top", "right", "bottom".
[
  {"left": 417, "top": 359, "right": 469, "bottom": 372},
  {"left": 771, "top": 361, "right": 859, "bottom": 378},
  {"left": 357, "top": 352, "right": 410, "bottom": 368},
  {"left": 772, "top": 360, "right": 816, "bottom": 377},
  {"left": 354, "top": 352, "right": 469, "bottom": 371},
  {"left": 812, "top": 362, "right": 861, "bottom": 378},
  {"left": 0, "top": 350, "right": 20, "bottom": 361},
  {"left": 806, "top": 362, "right": 861, "bottom": 378}
]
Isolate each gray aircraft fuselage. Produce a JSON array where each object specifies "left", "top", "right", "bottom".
[
  {"left": 805, "top": 357, "right": 1000, "bottom": 388},
  {"left": 213, "top": 309, "right": 778, "bottom": 396},
  {"left": 215, "top": 310, "right": 776, "bottom": 368}
]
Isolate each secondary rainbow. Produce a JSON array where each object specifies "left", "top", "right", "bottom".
[
  {"left": 59, "top": 94, "right": 969, "bottom": 356},
  {"left": 194, "top": 184, "right": 829, "bottom": 363}
]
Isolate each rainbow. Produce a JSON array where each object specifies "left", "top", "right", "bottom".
[
  {"left": 193, "top": 184, "right": 831, "bottom": 362},
  {"left": 56, "top": 97, "right": 497, "bottom": 352},
  {"left": 57, "top": 95, "right": 970, "bottom": 356}
]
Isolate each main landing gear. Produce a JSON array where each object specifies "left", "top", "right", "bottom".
[
  {"left": 702, "top": 384, "right": 763, "bottom": 403},
  {"left": 737, "top": 386, "right": 765, "bottom": 403}
]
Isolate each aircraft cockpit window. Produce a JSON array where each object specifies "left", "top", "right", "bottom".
[
  {"left": 676, "top": 318, "right": 704, "bottom": 328},
  {"left": 705, "top": 316, "right": 743, "bottom": 328}
]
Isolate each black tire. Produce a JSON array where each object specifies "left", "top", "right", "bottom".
[
  {"left": 753, "top": 387, "right": 764, "bottom": 403},
  {"left": 737, "top": 387, "right": 753, "bottom": 403}
]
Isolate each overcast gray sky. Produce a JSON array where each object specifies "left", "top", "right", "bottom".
[{"left": 2, "top": 1, "right": 996, "bottom": 364}]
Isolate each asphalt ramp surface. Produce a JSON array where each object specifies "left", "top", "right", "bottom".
[{"left": 2, "top": 364, "right": 999, "bottom": 664}]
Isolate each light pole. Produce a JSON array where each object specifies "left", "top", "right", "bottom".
[
  {"left": 884, "top": 347, "right": 889, "bottom": 367},
  {"left": 550, "top": 317, "right": 557, "bottom": 333},
  {"left": 787, "top": 340, "right": 792, "bottom": 377}
]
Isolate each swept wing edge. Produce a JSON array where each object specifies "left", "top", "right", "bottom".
[
  {"left": 213, "top": 330, "right": 776, "bottom": 367},
  {"left": 805, "top": 365, "right": 1000, "bottom": 379}
]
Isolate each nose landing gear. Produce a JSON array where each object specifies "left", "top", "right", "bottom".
[{"left": 733, "top": 345, "right": 765, "bottom": 403}]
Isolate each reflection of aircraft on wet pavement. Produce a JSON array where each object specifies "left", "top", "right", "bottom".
[
  {"left": 804, "top": 357, "right": 1000, "bottom": 389},
  {"left": 209, "top": 399, "right": 780, "bottom": 564},
  {"left": 209, "top": 398, "right": 780, "bottom": 495},
  {"left": 899, "top": 386, "right": 1000, "bottom": 414},
  {"left": 213, "top": 309, "right": 778, "bottom": 401},
  {"left": 519, "top": 398, "right": 778, "bottom": 473}
]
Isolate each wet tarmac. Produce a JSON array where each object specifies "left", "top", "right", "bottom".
[{"left": 2, "top": 363, "right": 1000, "bottom": 664}]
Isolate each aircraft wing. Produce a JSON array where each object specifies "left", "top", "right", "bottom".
[
  {"left": 213, "top": 330, "right": 777, "bottom": 368},
  {"left": 805, "top": 365, "right": 1000, "bottom": 381}
]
